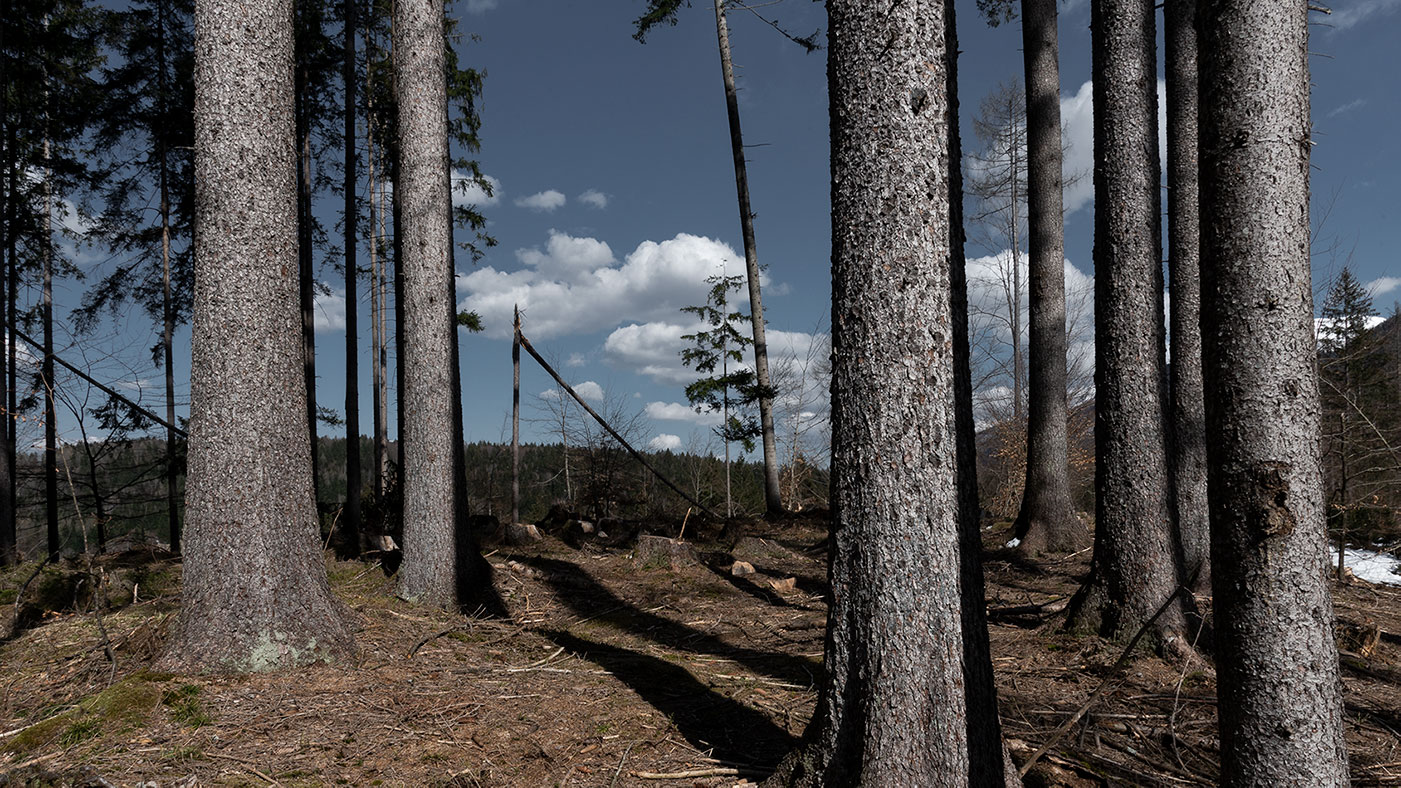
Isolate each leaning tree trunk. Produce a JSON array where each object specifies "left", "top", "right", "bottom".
[
  {"left": 1164, "top": 0, "right": 1209, "bottom": 590},
  {"left": 1198, "top": 0, "right": 1350, "bottom": 780},
  {"left": 1012, "top": 0, "right": 1084, "bottom": 556},
  {"left": 392, "top": 0, "right": 458, "bottom": 607},
  {"left": 713, "top": 0, "right": 782, "bottom": 517},
  {"left": 765, "top": 1, "right": 1008, "bottom": 783},
  {"left": 165, "top": 0, "right": 354, "bottom": 671},
  {"left": 1066, "top": 0, "right": 1187, "bottom": 648},
  {"left": 342, "top": 0, "right": 362, "bottom": 556}
]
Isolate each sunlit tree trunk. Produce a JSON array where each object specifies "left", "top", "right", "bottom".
[
  {"left": 166, "top": 0, "right": 354, "bottom": 671},
  {"left": 765, "top": 1, "right": 1009, "bottom": 782},
  {"left": 392, "top": 0, "right": 457, "bottom": 606},
  {"left": 1199, "top": 0, "right": 1349, "bottom": 779},
  {"left": 712, "top": 0, "right": 782, "bottom": 516}
]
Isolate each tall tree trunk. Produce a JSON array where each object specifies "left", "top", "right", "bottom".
[
  {"left": 1165, "top": 0, "right": 1208, "bottom": 589},
  {"left": 392, "top": 0, "right": 457, "bottom": 606},
  {"left": 165, "top": 0, "right": 354, "bottom": 671},
  {"left": 1012, "top": 0, "right": 1084, "bottom": 556},
  {"left": 1199, "top": 0, "right": 1350, "bottom": 777},
  {"left": 712, "top": 0, "right": 782, "bottom": 517},
  {"left": 1066, "top": 0, "right": 1186, "bottom": 647},
  {"left": 947, "top": 2, "right": 1018, "bottom": 781},
  {"left": 512, "top": 307, "right": 520, "bottom": 527},
  {"left": 296, "top": 55, "right": 320, "bottom": 507},
  {"left": 0, "top": 99, "right": 14, "bottom": 565},
  {"left": 369, "top": 85, "right": 387, "bottom": 504},
  {"left": 156, "top": 0, "right": 181, "bottom": 554},
  {"left": 6, "top": 127, "right": 15, "bottom": 555},
  {"left": 342, "top": 0, "right": 361, "bottom": 556},
  {"left": 766, "top": 1, "right": 1007, "bottom": 783},
  {"left": 1009, "top": 126, "right": 1023, "bottom": 425},
  {"left": 43, "top": 131, "right": 58, "bottom": 560}
]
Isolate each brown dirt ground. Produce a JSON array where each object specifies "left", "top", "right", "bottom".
[{"left": 0, "top": 515, "right": 1398, "bottom": 787}]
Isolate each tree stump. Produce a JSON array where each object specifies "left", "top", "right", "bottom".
[{"left": 634, "top": 535, "right": 696, "bottom": 570}]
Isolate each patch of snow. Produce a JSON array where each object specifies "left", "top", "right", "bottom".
[
  {"left": 1005, "top": 537, "right": 1021, "bottom": 549},
  {"left": 1332, "top": 546, "right": 1401, "bottom": 586}
]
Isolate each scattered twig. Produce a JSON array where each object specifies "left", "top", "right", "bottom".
[
  {"left": 322, "top": 506, "right": 345, "bottom": 552},
  {"left": 206, "top": 751, "right": 281, "bottom": 785},
  {"left": 1018, "top": 584, "right": 1191, "bottom": 778},
  {"left": 609, "top": 743, "right": 635, "bottom": 788},
  {"left": 506, "top": 645, "right": 566, "bottom": 672},
  {"left": 408, "top": 624, "right": 472, "bottom": 658}
]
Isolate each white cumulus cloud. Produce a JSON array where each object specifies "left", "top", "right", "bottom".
[
  {"left": 453, "top": 172, "right": 499, "bottom": 208},
  {"left": 573, "top": 380, "right": 604, "bottom": 402},
  {"left": 646, "top": 401, "right": 722, "bottom": 426},
  {"left": 515, "top": 189, "right": 566, "bottom": 212},
  {"left": 458, "top": 231, "right": 748, "bottom": 340},
  {"left": 1367, "top": 276, "right": 1400, "bottom": 299},
  {"left": 649, "top": 433, "right": 682, "bottom": 451},
  {"left": 578, "top": 189, "right": 609, "bottom": 209}
]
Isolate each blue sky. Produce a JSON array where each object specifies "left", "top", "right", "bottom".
[{"left": 35, "top": 0, "right": 1401, "bottom": 463}]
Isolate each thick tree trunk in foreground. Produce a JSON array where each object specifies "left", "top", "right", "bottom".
[
  {"left": 1012, "top": 0, "right": 1084, "bottom": 556},
  {"left": 1165, "top": 0, "right": 1209, "bottom": 589},
  {"left": 765, "top": 1, "right": 1007, "bottom": 783},
  {"left": 392, "top": 0, "right": 457, "bottom": 607},
  {"left": 712, "top": 0, "right": 782, "bottom": 517},
  {"left": 1198, "top": 0, "right": 1350, "bottom": 781},
  {"left": 1067, "top": 0, "right": 1186, "bottom": 647},
  {"left": 165, "top": 0, "right": 354, "bottom": 671}
]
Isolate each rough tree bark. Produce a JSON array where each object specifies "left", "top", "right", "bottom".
[
  {"left": 295, "top": 17, "right": 320, "bottom": 506},
  {"left": 1165, "top": 0, "right": 1209, "bottom": 590},
  {"left": 392, "top": 0, "right": 458, "bottom": 607},
  {"left": 1066, "top": 0, "right": 1187, "bottom": 647},
  {"left": 342, "top": 0, "right": 361, "bottom": 556},
  {"left": 1198, "top": 0, "right": 1350, "bottom": 780},
  {"left": 764, "top": 1, "right": 1009, "bottom": 783},
  {"left": 1012, "top": 0, "right": 1084, "bottom": 556},
  {"left": 712, "top": 0, "right": 782, "bottom": 516},
  {"left": 165, "top": 0, "right": 354, "bottom": 671}
]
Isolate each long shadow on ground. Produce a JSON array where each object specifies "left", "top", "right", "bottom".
[
  {"left": 518, "top": 555, "right": 821, "bottom": 689},
  {"left": 545, "top": 630, "right": 796, "bottom": 771}
]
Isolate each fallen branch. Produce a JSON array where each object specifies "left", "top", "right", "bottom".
[{"left": 634, "top": 767, "right": 741, "bottom": 779}]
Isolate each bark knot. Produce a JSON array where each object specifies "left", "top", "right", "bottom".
[{"left": 1253, "top": 461, "right": 1295, "bottom": 540}]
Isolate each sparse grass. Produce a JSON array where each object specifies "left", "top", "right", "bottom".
[
  {"left": 162, "top": 683, "right": 211, "bottom": 728},
  {"left": 57, "top": 717, "right": 102, "bottom": 747},
  {"left": 4, "top": 674, "right": 164, "bottom": 756}
]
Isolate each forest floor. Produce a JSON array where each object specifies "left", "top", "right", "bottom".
[{"left": 0, "top": 514, "right": 1399, "bottom": 787}]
